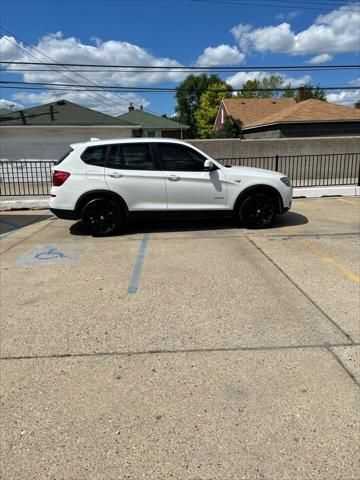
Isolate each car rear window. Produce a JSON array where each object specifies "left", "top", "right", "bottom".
[{"left": 54, "top": 148, "right": 73, "bottom": 166}]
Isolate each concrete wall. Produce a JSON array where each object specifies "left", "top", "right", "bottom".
[
  {"left": 188, "top": 136, "right": 360, "bottom": 159},
  {"left": 0, "top": 126, "right": 134, "bottom": 161}
]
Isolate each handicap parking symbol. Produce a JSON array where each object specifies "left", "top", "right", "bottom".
[{"left": 16, "top": 244, "right": 79, "bottom": 266}]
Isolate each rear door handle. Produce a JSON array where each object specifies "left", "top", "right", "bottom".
[
  {"left": 108, "top": 172, "right": 123, "bottom": 178},
  {"left": 167, "top": 175, "right": 180, "bottom": 181}
]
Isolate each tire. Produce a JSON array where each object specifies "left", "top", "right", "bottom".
[
  {"left": 81, "top": 198, "right": 124, "bottom": 236},
  {"left": 238, "top": 193, "right": 276, "bottom": 229}
]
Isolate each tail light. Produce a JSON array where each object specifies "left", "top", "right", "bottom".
[{"left": 53, "top": 170, "right": 70, "bottom": 187}]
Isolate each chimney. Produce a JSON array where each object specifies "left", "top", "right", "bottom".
[
  {"left": 298, "top": 86, "right": 305, "bottom": 102},
  {"left": 355, "top": 101, "right": 360, "bottom": 109},
  {"left": 128, "top": 103, "right": 134, "bottom": 112},
  {"left": 19, "top": 110, "right": 27, "bottom": 125}
]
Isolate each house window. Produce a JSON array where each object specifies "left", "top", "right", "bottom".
[{"left": 221, "top": 108, "right": 224, "bottom": 124}]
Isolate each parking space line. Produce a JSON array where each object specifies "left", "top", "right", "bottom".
[
  {"left": 300, "top": 239, "right": 360, "bottom": 283},
  {"left": 338, "top": 198, "right": 356, "bottom": 205},
  {"left": 247, "top": 236, "right": 354, "bottom": 343},
  {"left": 127, "top": 233, "right": 149, "bottom": 294}
]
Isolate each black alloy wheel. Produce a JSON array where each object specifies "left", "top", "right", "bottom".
[
  {"left": 239, "top": 193, "right": 276, "bottom": 229},
  {"left": 81, "top": 198, "right": 123, "bottom": 236}
]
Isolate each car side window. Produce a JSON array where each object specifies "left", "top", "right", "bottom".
[
  {"left": 107, "top": 144, "right": 154, "bottom": 170},
  {"left": 81, "top": 146, "right": 107, "bottom": 167},
  {"left": 159, "top": 144, "right": 206, "bottom": 171}
]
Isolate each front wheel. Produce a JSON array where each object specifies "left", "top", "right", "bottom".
[
  {"left": 81, "top": 198, "right": 123, "bottom": 236},
  {"left": 238, "top": 193, "right": 276, "bottom": 229}
]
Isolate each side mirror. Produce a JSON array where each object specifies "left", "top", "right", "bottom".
[{"left": 204, "top": 159, "right": 216, "bottom": 171}]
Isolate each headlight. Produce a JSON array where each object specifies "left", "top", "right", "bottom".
[{"left": 280, "top": 176, "right": 291, "bottom": 187}]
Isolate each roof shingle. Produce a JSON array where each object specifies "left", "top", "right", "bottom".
[
  {"left": 117, "top": 109, "right": 189, "bottom": 130},
  {"left": 222, "top": 98, "right": 296, "bottom": 128},
  {"left": 0, "top": 100, "right": 136, "bottom": 126},
  {"left": 244, "top": 98, "right": 360, "bottom": 128}
]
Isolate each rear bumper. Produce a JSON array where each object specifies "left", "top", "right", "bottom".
[{"left": 49, "top": 208, "right": 78, "bottom": 220}]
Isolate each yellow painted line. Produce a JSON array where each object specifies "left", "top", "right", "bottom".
[
  {"left": 338, "top": 198, "right": 356, "bottom": 205},
  {"left": 300, "top": 239, "right": 360, "bottom": 283}
]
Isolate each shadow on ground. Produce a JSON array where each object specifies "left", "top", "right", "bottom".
[
  {"left": 0, "top": 214, "right": 52, "bottom": 235},
  {"left": 69, "top": 211, "right": 309, "bottom": 236}
]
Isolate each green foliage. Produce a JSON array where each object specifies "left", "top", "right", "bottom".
[
  {"left": 298, "top": 84, "right": 327, "bottom": 102},
  {"left": 235, "top": 75, "right": 327, "bottom": 102},
  {"left": 213, "top": 117, "right": 242, "bottom": 138},
  {"left": 175, "top": 74, "right": 225, "bottom": 138},
  {"left": 236, "top": 75, "right": 284, "bottom": 98},
  {"left": 194, "top": 81, "right": 232, "bottom": 138}
]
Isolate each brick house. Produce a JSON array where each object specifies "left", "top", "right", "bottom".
[{"left": 214, "top": 98, "right": 360, "bottom": 138}]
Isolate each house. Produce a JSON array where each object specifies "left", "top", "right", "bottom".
[
  {"left": 214, "top": 98, "right": 360, "bottom": 138},
  {"left": 117, "top": 105, "right": 189, "bottom": 138},
  {"left": 0, "top": 100, "right": 141, "bottom": 161}
]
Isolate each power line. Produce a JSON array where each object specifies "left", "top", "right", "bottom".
[
  {"left": 1, "top": 81, "right": 358, "bottom": 92},
  {"left": 0, "top": 28, "right": 160, "bottom": 115},
  {"left": 191, "top": 0, "right": 360, "bottom": 11},
  {"left": 0, "top": 34, "right": 129, "bottom": 113},
  {"left": 1, "top": 61, "right": 359, "bottom": 71}
]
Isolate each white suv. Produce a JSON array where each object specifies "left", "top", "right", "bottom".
[{"left": 49, "top": 138, "right": 292, "bottom": 235}]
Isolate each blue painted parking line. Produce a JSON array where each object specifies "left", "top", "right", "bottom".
[{"left": 128, "top": 234, "right": 149, "bottom": 294}]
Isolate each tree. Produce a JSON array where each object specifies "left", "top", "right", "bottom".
[
  {"left": 194, "top": 81, "right": 232, "bottom": 138},
  {"left": 283, "top": 83, "right": 327, "bottom": 102},
  {"left": 175, "top": 74, "right": 225, "bottom": 138},
  {"left": 236, "top": 75, "right": 284, "bottom": 99},
  {"left": 213, "top": 117, "right": 242, "bottom": 138}
]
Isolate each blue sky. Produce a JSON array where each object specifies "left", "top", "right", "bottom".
[{"left": 0, "top": 0, "right": 359, "bottom": 115}]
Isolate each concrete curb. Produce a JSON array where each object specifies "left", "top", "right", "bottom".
[
  {"left": 293, "top": 185, "right": 360, "bottom": 198},
  {"left": 0, "top": 198, "right": 49, "bottom": 211},
  {"left": 0, "top": 186, "right": 359, "bottom": 211}
]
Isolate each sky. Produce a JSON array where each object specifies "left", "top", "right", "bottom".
[{"left": 0, "top": 0, "right": 359, "bottom": 116}]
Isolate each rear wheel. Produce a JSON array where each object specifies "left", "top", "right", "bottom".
[
  {"left": 81, "top": 198, "right": 123, "bottom": 236},
  {"left": 238, "top": 193, "right": 276, "bottom": 229}
]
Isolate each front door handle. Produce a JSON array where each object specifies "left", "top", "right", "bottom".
[
  {"left": 167, "top": 175, "right": 180, "bottom": 181},
  {"left": 108, "top": 172, "right": 123, "bottom": 178}
]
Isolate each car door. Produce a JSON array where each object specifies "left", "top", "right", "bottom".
[
  {"left": 158, "top": 143, "right": 228, "bottom": 210},
  {"left": 105, "top": 142, "right": 167, "bottom": 211}
]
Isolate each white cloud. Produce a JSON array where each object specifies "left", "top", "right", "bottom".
[
  {"left": 11, "top": 90, "right": 149, "bottom": 116},
  {"left": 276, "top": 11, "right": 300, "bottom": 21},
  {"left": 349, "top": 77, "right": 360, "bottom": 86},
  {"left": 0, "top": 98, "right": 24, "bottom": 111},
  {"left": 226, "top": 71, "right": 311, "bottom": 89},
  {"left": 195, "top": 44, "right": 245, "bottom": 66},
  {"left": 307, "top": 53, "right": 333, "bottom": 64},
  {"left": 327, "top": 89, "right": 360, "bottom": 107},
  {"left": 231, "top": 4, "right": 360, "bottom": 56},
  {"left": 1, "top": 32, "right": 186, "bottom": 87}
]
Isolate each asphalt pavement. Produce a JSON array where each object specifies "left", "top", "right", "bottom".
[{"left": 0, "top": 197, "right": 359, "bottom": 480}]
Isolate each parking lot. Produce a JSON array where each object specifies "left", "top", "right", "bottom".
[{"left": 1, "top": 197, "right": 359, "bottom": 479}]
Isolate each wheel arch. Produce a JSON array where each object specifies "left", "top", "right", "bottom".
[
  {"left": 234, "top": 184, "right": 283, "bottom": 214},
  {"left": 75, "top": 190, "right": 129, "bottom": 218}
]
